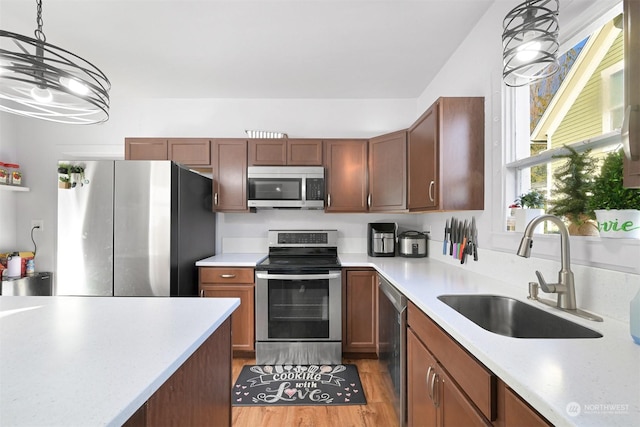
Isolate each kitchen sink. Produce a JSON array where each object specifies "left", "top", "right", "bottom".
[{"left": 437, "top": 294, "right": 602, "bottom": 339}]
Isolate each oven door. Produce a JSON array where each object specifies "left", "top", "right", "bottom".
[{"left": 255, "top": 270, "right": 342, "bottom": 342}]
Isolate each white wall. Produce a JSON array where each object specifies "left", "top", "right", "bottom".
[
  {"left": 7, "top": 95, "right": 416, "bottom": 272},
  {"left": 0, "top": 115, "right": 18, "bottom": 251}
]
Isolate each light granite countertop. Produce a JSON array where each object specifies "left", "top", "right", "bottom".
[
  {"left": 0, "top": 296, "right": 240, "bottom": 427},
  {"left": 196, "top": 252, "right": 639, "bottom": 426}
]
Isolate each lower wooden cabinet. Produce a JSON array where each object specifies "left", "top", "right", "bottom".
[
  {"left": 495, "top": 380, "right": 551, "bottom": 427},
  {"left": 408, "top": 301, "right": 552, "bottom": 427},
  {"left": 124, "top": 317, "right": 232, "bottom": 427},
  {"left": 408, "top": 301, "right": 494, "bottom": 426},
  {"left": 408, "top": 329, "right": 491, "bottom": 427},
  {"left": 199, "top": 267, "right": 255, "bottom": 355},
  {"left": 342, "top": 268, "right": 378, "bottom": 355}
]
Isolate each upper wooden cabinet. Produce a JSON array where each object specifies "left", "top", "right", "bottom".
[
  {"left": 211, "top": 139, "right": 249, "bottom": 212},
  {"left": 125, "top": 138, "right": 168, "bottom": 160},
  {"left": 248, "top": 139, "right": 323, "bottom": 166},
  {"left": 408, "top": 97, "right": 484, "bottom": 211},
  {"left": 125, "top": 138, "right": 212, "bottom": 167},
  {"left": 168, "top": 139, "right": 211, "bottom": 166},
  {"left": 624, "top": 0, "right": 640, "bottom": 188},
  {"left": 324, "top": 139, "right": 369, "bottom": 212},
  {"left": 369, "top": 130, "right": 407, "bottom": 212}
]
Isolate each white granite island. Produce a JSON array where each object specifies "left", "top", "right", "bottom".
[{"left": 0, "top": 296, "right": 240, "bottom": 427}]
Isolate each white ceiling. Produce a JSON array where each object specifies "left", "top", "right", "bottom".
[{"left": 1, "top": 0, "right": 495, "bottom": 99}]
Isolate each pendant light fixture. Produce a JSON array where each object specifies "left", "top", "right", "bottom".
[
  {"left": 0, "top": 0, "right": 110, "bottom": 124},
  {"left": 502, "top": 0, "right": 560, "bottom": 87}
]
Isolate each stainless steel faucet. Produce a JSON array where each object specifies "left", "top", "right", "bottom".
[
  {"left": 517, "top": 214, "right": 603, "bottom": 321},
  {"left": 517, "top": 214, "right": 576, "bottom": 309}
]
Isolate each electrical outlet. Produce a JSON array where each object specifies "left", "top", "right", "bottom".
[{"left": 31, "top": 220, "right": 44, "bottom": 232}]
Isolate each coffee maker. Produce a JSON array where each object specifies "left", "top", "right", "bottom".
[{"left": 368, "top": 223, "right": 397, "bottom": 257}]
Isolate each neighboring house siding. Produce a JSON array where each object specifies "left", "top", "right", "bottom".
[{"left": 551, "top": 31, "right": 623, "bottom": 148}]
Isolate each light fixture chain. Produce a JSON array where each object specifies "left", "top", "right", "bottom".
[{"left": 34, "top": 0, "right": 46, "bottom": 42}]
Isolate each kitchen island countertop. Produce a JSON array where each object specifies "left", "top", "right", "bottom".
[
  {"left": 198, "top": 252, "right": 639, "bottom": 426},
  {"left": 0, "top": 296, "right": 239, "bottom": 427}
]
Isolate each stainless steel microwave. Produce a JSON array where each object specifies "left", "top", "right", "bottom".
[{"left": 247, "top": 166, "right": 325, "bottom": 209}]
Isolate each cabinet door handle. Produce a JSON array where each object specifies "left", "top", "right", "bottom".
[
  {"left": 426, "top": 366, "right": 434, "bottom": 402},
  {"left": 428, "top": 180, "right": 435, "bottom": 202},
  {"left": 199, "top": 289, "right": 205, "bottom": 297},
  {"left": 220, "top": 274, "right": 236, "bottom": 278},
  {"left": 367, "top": 194, "right": 372, "bottom": 208},
  {"left": 621, "top": 105, "right": 640, "bottom": 160},
  {"left": 214, "top": 192, "right": 219, "bottom": 206},
  {"left": 432, "top": 371, "right": 440, "bottom": 408},
  {"left": 327, "top": 194, "right": 331, "bottom": 208}
]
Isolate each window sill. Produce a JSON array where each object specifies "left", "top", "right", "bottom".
[{"left": 490, "top": 231, "right": 640, "bottom": 275}]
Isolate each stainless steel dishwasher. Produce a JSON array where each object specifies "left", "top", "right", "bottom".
[{"left": 378, "top": 274, "right": 407, "bottom": 427}]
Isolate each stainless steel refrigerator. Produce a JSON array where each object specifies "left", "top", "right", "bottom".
[{"left": 56, "top": 160, "right": 215, "bottom": 297}]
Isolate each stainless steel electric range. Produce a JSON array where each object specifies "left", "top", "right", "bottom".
[{"left": 255, "top": 230, "right": 342, "bottom": 365}]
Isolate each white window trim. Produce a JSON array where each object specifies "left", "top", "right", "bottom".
[
  {"left": 490, "top": 0, "right": 639, "bottom": 275},
  {"left": 601, "top": 61, "right": 624, "bottom": 132}
]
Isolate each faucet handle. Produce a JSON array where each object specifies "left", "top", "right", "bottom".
[{"left": 535, "top": 271, "right": 557, "bottom": 293}]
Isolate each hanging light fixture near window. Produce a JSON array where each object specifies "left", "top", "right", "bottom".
[
  {"left": 0, "top": 0, "right": 110, "bottom": 124},
  {"left": 502, "top": 0, "right": 560, "bottom": 87}
]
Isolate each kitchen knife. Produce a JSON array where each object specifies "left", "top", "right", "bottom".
[
  {"left": 472, "top": 216, "right": 478, "bottom": 261},
  {"left": 443, "top": 219, "right": 449, "bottom": 255},
  {"left": 449, "top": 216, "right": 455, "bottom": 256},
  {"left": 459, "top": 220, "right": 468, "bottom": 261}
]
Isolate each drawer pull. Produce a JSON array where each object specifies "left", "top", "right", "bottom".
[
  {"left": 220, "top": 274, "right": 236, "bottom": 278},
  {"left": 200, "top": 289, "right": 204, "bottom": 297}
]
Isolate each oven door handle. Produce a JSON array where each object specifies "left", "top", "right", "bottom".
[{"left": 255, "top": 272, "right": 342, "bottom": 281}]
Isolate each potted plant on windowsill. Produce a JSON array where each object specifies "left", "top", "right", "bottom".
[
  {"left": 547, "top": 145, "right": 599, "bottom": 236},
  {"left": 589, "top": 148, "right": 640, "bottom": 238},
  {"left": 513, "top": 190, "right": 546, "bottom": 233}
]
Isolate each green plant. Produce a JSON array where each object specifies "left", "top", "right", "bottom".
[
  {"left": 59, "top": 176, "right": 70, "bottom": 183},
  {"left": 589, "top": 148, "right": 640, "bottom": 211},
  {"left": 547, "top": 145, "right": 597, "bottom": 223},
  {"left": 514, "top": 190, "right": 546, "bottom": 209}
]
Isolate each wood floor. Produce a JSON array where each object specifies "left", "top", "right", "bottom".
[{"left": 231, "top": 358, "right": 399, "bottom": 427}]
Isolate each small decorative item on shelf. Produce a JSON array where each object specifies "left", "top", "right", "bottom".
[
  {"left": 513, "top": 190, "right": 546, "bottom": 233},
  {"left": 589, "top": 149, "right": 640, "bottom": 239},
  {"left": 5, "top": 163, "right": 22, "bottom": 186},
  {"left": 0, "top": 162, "right": 7, "bottom": 184}
]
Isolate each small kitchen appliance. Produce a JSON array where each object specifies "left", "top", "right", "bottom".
[
  {"left": 368, "top": 222, "right": 396, "bottom": 257},
  {"left": 398, "top": 231, "right": 428, "bottom": 258},
  {"left": 255, "top": 229, "right": 341, "bottom": 365},
  {"left": 247, "top": 166, "right": 325, "bottom": 209}
]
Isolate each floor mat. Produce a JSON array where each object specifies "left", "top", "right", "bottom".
[{"left": 232, "top": 364, "right": 367, "bottom": 406}]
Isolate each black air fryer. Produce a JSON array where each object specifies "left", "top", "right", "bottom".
[{"left": 368, "top": 223, "right": 397, "bottom": 257}]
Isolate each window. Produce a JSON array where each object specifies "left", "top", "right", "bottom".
[
  {"left": 601, "top": 62, "right": 624, "bottom": 132},
  {"left": 505, "top": 6, "right": 625, "bottom": 234}
]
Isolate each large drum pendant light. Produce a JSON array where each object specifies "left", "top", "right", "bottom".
[
  {"left": 502, "top": 0, "right": 560, "bottom": 87},
  {"left": 0, "top": 0, "right": 110, "bottom": 124}
]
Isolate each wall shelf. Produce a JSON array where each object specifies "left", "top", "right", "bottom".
[{"left": 0, "top": 185, "right": 29, "bottom": 192}]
